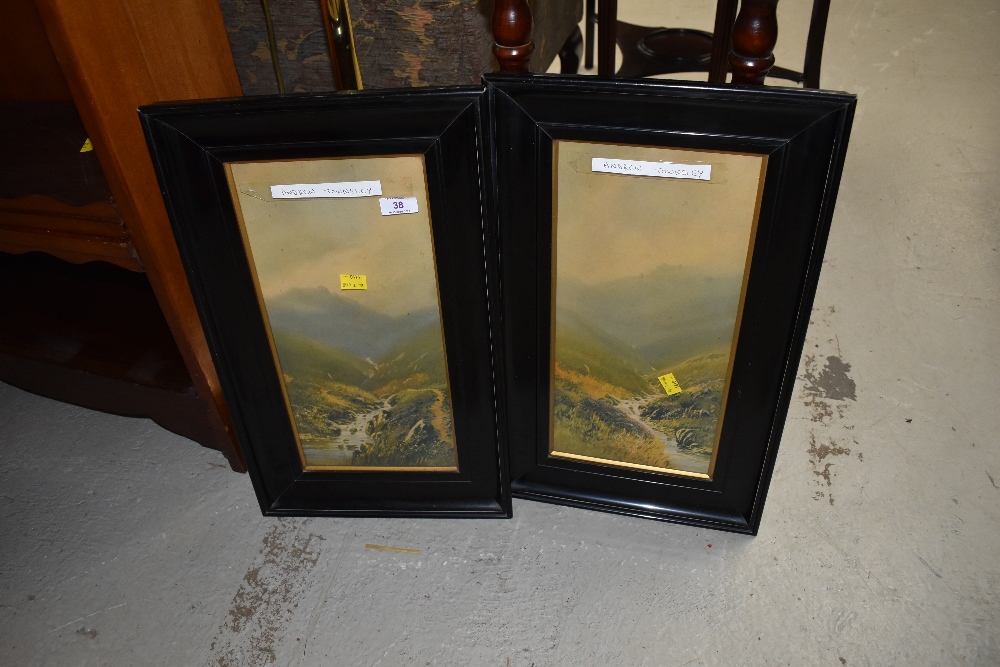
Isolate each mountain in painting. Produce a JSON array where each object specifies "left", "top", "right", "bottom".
[
  {"left": 273, "top": 329, "right": 375, "bottom": 388},
  {"left": 553, "top": 313, "right": 654, "bottom": 396},
  {"left": 557, "top": 263, "right": 744, "bottom": 369},
  {"left": 266, "top": 286, "right": 439, "bottom": 361},
  {"left": 550, "top": 263, "right": 744, "bottom": 473},
  {"left": 366, "top": 326, "right": 450, "bottom": 395}
]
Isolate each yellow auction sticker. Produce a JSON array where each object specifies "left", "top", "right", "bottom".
[
  {"left": 340, "top": 274, "right": 367, "bottom": 290},
  {"left": 657, "top": 373, "right": 683, "bottom": 395}
]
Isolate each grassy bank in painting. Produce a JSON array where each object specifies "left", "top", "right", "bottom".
[
  {"left": 552, "top": 266, "right": 741, "bottom": 475},
  {"left": 552, "top": 326, "right": 728, "bottom": 474},
  {"left": 272, "top": 318, "right": 456, "bottom": 468}
]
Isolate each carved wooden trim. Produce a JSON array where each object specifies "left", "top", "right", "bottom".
[
  {"left": 730, "top": 0, "right": 779, "bottom": 85},
  {"left": 493, "top": 0, "right": 534, "bottom": 73}
]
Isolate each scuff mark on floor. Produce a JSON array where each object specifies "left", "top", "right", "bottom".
[
  {"left": 803, "top": 354, "right": 858, "bottom": 401},
  {"left": 917, "top": 555, "right": 943, "bottom": 579},
  {"left": 808, "top": 433, "right": 852, "bottom": 463},
  {"left": 803, "top": 395, "right": 834, "bottom": 423},
  {"left": 209, "top": 519, "right": 324, "bottom": 666},
  {"left": 807, "top": 433, "right": 853, "bottom": 505},
  {"left": 799, "top": 309, "right": 863, "bottom": 507}
]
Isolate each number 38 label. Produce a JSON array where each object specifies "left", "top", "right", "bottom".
[{"left": 379, "top": 196, "right": 418, "bottom": 216}]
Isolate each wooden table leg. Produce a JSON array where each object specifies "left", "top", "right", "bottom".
[
  {"left": 730, "top": 0, "right": 779, "bottom": 85},
  {"left": 585, "top": 0, "right": 596, "bottom": 69},
  {"left": 803, "top": 0, "right": 831, "bottom": 88},
  {"left": 708, "top": 0, "right": 739, "bottom": 83},
  {"left": 597, "top": 0, "right": 617, "bottom": 77},
  {"left": 493, "top": 0, "right": 534, "bottom": 73},
  {"left": 559, "top": 25, "right": 584, "bottom": 74}
]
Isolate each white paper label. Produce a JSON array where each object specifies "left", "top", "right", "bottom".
[
  {"left": 379, "top": 197, "right": 419, "bottom": 216},
  {"left": 269, "top": 180, "right": 382, "bottom": 199},
  {"left": 591, "top": 158, "right": 711, "bottom": 181}
]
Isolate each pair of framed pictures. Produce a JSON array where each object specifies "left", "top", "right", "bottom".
[{"left": 141, "top": 75, "right": 854, "bottom": 533}]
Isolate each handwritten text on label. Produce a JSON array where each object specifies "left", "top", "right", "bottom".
[
  {"left": 379, "top": 197, "right": 419, "bottom": 216},
  {"left": 592, "top": 158, "right": 711, "bottom": 181},
  {"left": 340, "top": 274, "right": 367, "bottom": 290},
  {"left": 270, "top": 180, "right": 382, "bottom": 199},
  {"left": 658, "top": 373, "right": 683, "bottom": 395}
]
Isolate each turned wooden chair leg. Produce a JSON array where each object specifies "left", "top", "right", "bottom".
[
  {"left": 730, "top": 0, "right": 779, "bottom": 85},
  {"left": 559, "top": 25, "right": 584, "bottom": 74},
  {"left": 803, "top": 0, "right": 831, "bottom": 88},
  {"left": 597, "top": 0, "right": 617, "bottom": 77},
  {"left": 585, "top": 0, "right": 596, "bottom": 70},
  {"left": 708, "top": 0, "right": 739, "bottom": 83},
  {"left": 493, "top": 0, "right": 534, "bottom": 73}
]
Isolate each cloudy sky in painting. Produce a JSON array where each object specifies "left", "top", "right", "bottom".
[
  {"left": 555, "top": 141, "right": 766, "bottom": 285},
  {"left": 229, "top": 155, "right": 439, "bottom": 318}
]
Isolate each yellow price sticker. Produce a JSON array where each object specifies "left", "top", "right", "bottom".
[
  {"left": 340, "top": 274, "right": 367, "bottom": 290},
  {"left": 657, "top": 373, "right": 682, "bottom": 395}
]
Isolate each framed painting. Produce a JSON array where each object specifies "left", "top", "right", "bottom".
[
  {"left": 487, "top": 74, "right": 855, "bottom": 533},
  {"left": 141, "top": 88, "right": 510, "bottom": 517}
]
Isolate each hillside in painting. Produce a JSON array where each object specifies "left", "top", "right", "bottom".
[
  {"left": 267, "top": 287, "right": 439, "bottom": 361},
  {"left": 559, "top": 264, "right": 743, "bottom": 368},
  {"left": 272, "top": 316, "right": 455, "bottom": 469},
  {"left": 552, "top": 264, "right": 740, "bottom": 474}
]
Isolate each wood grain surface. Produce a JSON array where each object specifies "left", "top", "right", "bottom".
[{"left": 35, "top": 0, "right": 247, "bottom": 470}]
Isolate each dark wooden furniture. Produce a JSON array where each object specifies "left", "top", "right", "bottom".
[
  {"left": 0, "top": 252, "right": 225, "bottom": 448},
  {"left": 0, "top": 3, "right": 137, "bottom": 271},
  {"left": 0, "top": 0, "right": 581, "bottom": 476},
  {"left": 590, "top": 0, "right": 831, "bottom": 88},
  {"left": 0, "top": 0, "right": 246, "bottom": 470},
  {"left": 494, "top": 0, "right": 535, "bottom": 73},
  {"left": 219, "top": 0, "right": 583, "bottom": 93}
]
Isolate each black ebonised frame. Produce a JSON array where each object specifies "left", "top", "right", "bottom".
[
  {"left": 486, "top": 74, "right": 855, "bottom": 534},
  {"left": 141, "top": 88, "right": 511, "bottom": 518}
]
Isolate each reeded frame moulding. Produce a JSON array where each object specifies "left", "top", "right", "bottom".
[
  {"left": 141, "top": 87, "right": 511, "bottom": 518},
  {"left": 486, "top": 74, "right": 855, "bottom": 534}
]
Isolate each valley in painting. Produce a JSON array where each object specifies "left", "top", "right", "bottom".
[
  {"left": 271, "top": 288, "right": 455, "bottom": 468},
  {"left": 552, "top": 267, "right": 740, "bottom": 476},
  {"left": 228, "top": 155, "right": 457, "bottom": 470},
  {"left": 551, "top": 140, "right": 765, "bottom": 477}
]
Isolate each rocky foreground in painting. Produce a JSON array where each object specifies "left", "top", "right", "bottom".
[
  {"left": 552, "top": 327, "right": 726, "bottom": 474},
  {"left": 552, "top": 265, "right": 742, "bottom": 474},
  {"left": 270, "top": 298, "right": 456, "bottom": 469}
]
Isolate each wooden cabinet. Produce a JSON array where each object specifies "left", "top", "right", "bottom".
[{"left": 0, "top": 0, "right": 246, "bottom": 470}]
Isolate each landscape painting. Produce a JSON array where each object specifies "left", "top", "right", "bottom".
[
  {"left": 551, "top": 141, "right": 767, "bottom": 478},
  {"left": 228, "top": 156, "right": 458, "bottom": 471}
]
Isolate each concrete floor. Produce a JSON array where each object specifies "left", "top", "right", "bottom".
[{"left": 2, "top": 1, "right": 998, "bottom": 665}]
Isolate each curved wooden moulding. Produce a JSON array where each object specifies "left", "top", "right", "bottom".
[
  {"left": 0, "top": 250, "right": 239, "bottom": 467},
  {"left": 0, "top": 195, "right": 141, "bottom": 272}
]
